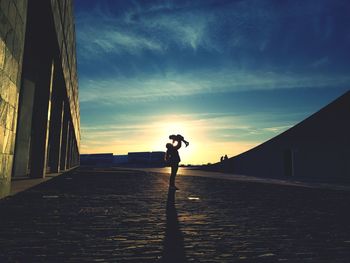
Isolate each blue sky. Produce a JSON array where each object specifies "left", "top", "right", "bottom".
[{"left": 74, "top": 0, "right": 350, "bottom": 164}]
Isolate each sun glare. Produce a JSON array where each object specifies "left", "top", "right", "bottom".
[
  {"left": 150, "top": 116, "right": 206, "bottom": 165},
  {"left": 81, "top": 114, "right": 258, "bottom": 165}
]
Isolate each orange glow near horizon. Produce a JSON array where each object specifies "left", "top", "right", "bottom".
[
  {"left": 150, "top": 116, "right": 205, "bottom": 163},
  {"left": 80, "top": 115, "right": 259, "bottom": 165}
]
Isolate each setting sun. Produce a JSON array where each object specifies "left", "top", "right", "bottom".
[{"left": 150, "top": 116, "right": 205, "bottom": 164}]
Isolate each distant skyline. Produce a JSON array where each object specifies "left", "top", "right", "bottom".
[{"left": 74, "top": 0, "right": 350, "bottom": 164}]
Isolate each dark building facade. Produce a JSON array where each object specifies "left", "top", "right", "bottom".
[
  {"left": 0, "top": 0, "right": 80, "bottom": 197},
  {"left": 221, "top": 91, "right": 350, "bottom": 183}
]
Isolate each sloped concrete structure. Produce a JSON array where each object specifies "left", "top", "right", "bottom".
[
  {"left": 224, "top": 91, "right": 350, "bottom": 183},
  {"left": 0, "top": 0, "right": 80, "bottom": 197}
]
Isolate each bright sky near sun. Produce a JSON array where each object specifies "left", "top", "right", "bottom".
[{"left": 74, "top": 0, "right": 350, "bottom": 165}]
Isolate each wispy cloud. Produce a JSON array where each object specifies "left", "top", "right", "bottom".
[
  {"left": 310, "top": 57, "right": 329, "bottom": 68},
  {"left": 75, "top": 0, "right": 346, "bottom": 62},
  {"left": 138, "top": 10, "right": 212, "bottom": 51},
  {"left": 80, "top": 29, "right": 163, "bottom": 55},
  {"left": 79, "top": 70, "right": 350, "bottom": 104},
  {"left": 262, "top": 125, "right": 293, "bottom": 133},
  {"left": 75, "top": 1, "right": 215, "bottom": 57}
]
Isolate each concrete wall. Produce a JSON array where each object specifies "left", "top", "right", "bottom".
[
  {"left": 0, "top": 0, "right": 28, "bottom": 197},
  {"left": 50, "top": 0, "right": 80, "bottom": 148},
  {"left": 222, "top": 91, "right": 350, "bottom": 183},
  {"left": 12, "top": 79, "right": 34, "bottom": 177},
  {"left": 0, "top": 0, "right": 80, "bottom": 198}
]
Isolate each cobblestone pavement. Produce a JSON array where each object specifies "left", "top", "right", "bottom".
[{"left": 0, "top": 167, "right": 350, "bottom": 262}]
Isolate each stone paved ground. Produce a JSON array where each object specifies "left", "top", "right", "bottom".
[{"left": 0, "top": 167, "right": 350, "bottom": 263}]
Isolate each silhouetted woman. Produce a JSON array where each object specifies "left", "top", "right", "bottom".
[{"left": 165, "top": 134, "right": 189, "bottom": 190}]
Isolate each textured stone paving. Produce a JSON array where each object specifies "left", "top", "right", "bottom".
[{"left": 0, "top": 167, "right": 350, "bottom": 262}]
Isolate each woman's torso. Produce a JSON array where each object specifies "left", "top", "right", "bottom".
[{"left": 168, "top": 148, "right": 180, "bottom": 164}]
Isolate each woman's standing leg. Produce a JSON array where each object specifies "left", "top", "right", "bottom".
[{"left": 169, "top": 164, "right": 179, "bottom": 187}]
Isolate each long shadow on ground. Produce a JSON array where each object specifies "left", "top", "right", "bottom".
[{"left": 161, "top": 188, "right": 187, "bottom": 262}]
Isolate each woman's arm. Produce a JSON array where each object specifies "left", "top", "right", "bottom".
[
  {"left": 174, "top": 140, "right": 182, "bottom": 150},
  {"left": 165, "top": 151, "right": 170, "bottom": 162}
]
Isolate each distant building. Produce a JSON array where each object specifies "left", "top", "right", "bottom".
[
  {"left": 128, "top": 151, "right": 166, "bottom": 167},
  {"left": 128, "top": 152, "right": 151, "bottom": 165},
  {"left": 80, "top": 152, "right": 166, "bottom": 167},
  {"left": 150, "top": 151, "right": 166, "bottom": 166},
  {"left": 113, "top": 155, "right": 128, "bottom": 165},
  {"left": 221, "top": 91, "right": 350, "bottom": 183},
  {"left": 0, "top": 0, "right": 80, "bottom": 198},
  {"left": 80, "top": 154, "right": 114, "bottom": 166}
]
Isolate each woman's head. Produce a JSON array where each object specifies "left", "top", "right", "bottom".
[{"left": 166, "top": 143, "right": 173, "bottom": 149}]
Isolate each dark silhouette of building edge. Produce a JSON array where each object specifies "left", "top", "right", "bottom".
[
  {"left": 215, "top": 90, "right": 350, "bottom": 183},
  {"left": 0, "top": 0, "right": 80, "bottom": 198}
]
